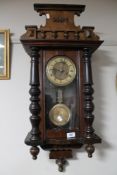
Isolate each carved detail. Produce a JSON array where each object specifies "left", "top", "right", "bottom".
[
  {"left": 83, "top": 48, "right": 95, "bottom": 157},
  {"left": 25, "top": 26, "right": 37, "bottom": 39},
  {"left": 74, "top": 32, "right": 79, "bottom": 40},
  {"left": 52, "top": 17, "right": 69, "bottom": 23},
  {"left": 34, "top": 4, "right": 85, "bottom": 32},
  {"left": 64, "top": 31, "right": 69, "bottom": 39},
  {"left": 30, "top": 146, "right": 40, "bottom": 160},
  {"left": 85, "top": 144, "right": 95, "bottom": 158},
  {"left": 51, "top": 31, "right": 57, "bottom": 39},
  {"left": 82, "top": 26, "right": 100, "bottom": 40},
  {"left": 40, "top": 31, "right": 46, "bottom": 39},
  {"left": 22, "top": 27, "right": 99, "bottom": 41},
  {"left": 50, "top": 150, "right": 72, "bottom": 172},
  {"left": 56, "top": 159, "right": 67, "bottom": 172},
  {"left": 21, "top": 4, "right": 100, "bottom": 41},
  {"left": 29, "top": 46, "right": 41, "bottom": 159}
]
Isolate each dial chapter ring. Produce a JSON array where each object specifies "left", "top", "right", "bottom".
[{"left": 46, "top": 56, "right": 76, "bottom": 86}]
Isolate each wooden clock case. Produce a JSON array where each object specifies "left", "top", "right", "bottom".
[{"left": 20, "top": 4, "right": 103, "bottom": 171}]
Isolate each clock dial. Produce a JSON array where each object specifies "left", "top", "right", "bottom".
[
  {"left": 49, "top": 104, "right": 71, "bottom": 126},
  {"left": 46, "top": 56, "right": 76, "bottom": 86}
]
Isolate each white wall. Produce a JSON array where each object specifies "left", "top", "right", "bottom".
[{"left": 0, "top": 0, "right": 117, "bottom": 175}]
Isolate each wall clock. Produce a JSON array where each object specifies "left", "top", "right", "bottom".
[{"left": 20, "top": 3, "right": 103, "bottom": 172}]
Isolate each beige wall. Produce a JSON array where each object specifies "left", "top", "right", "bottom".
[{"left": 0, "top": 0, "right": 117, "bottom": 175}]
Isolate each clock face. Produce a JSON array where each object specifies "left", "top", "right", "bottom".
[
  {"left": 49, "top": 104, "right": 71, "bottom": 126},
  {"left": 46, "top": 56, "right": 76, "bottom": 86}
]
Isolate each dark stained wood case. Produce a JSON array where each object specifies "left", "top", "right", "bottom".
[{"left": 20, "top": 3, "right": 103, "bottom": 171}]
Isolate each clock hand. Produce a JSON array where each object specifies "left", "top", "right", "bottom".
[{"left": 53, "top": 67, "right": 65, "bottom": 74}]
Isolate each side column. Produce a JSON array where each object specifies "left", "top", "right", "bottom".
[
  {"left": 29, "top": 46, "right": 41, "bottom": 160},
  {"left": 83, "top": 48, "right": 95, "bottom": 158}
]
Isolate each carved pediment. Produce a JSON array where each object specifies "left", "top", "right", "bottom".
[{"left": 21, "top": 4, "right": 100, "bottom": 41}]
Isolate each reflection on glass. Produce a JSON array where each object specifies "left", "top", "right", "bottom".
[
  {"left": 45, "top": 76, "right": 79, "bottom": 130},
  {"left": 0, "top": 33, "right": 5, "bottom": 75}
]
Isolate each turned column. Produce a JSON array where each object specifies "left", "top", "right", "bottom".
[
  {"left": 29, "top": 46, "right": 41, "bottom": 160},
  {"left": 83, "top": 48, "right": 95, "bottom": 158}
]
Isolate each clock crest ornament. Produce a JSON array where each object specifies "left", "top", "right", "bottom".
[{"left": 20, "top": 3, "right": 103, "bottom": 172}]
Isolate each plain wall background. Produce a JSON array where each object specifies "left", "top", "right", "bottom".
[{"left": 0, "top": 0, "right": 117, "bottom": 175}]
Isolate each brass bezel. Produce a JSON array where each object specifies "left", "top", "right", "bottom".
[
  {"left": 49, "top": 103, "right": 71, "bottom": 126},
  {"left": 46, "top": 56, "right": 76, "bottom": 86}
]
